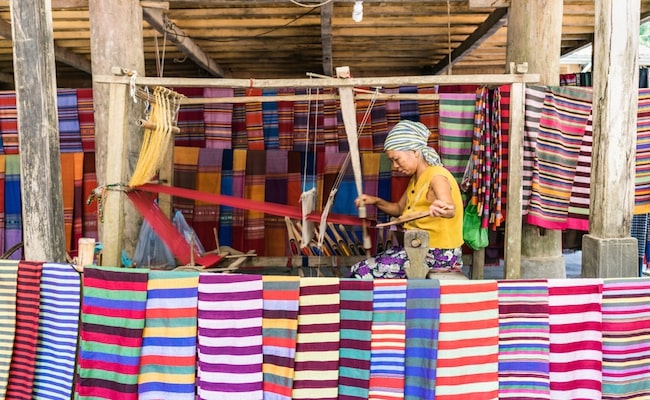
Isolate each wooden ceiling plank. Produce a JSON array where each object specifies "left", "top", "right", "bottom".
[
  {"left": 142, "top": 6, "right": 228, "bottom": 77},
  {"left": 320, "top": 2, "right": 333, "bottom": 76},
  {"left": 431, "top": 7, "right": 508, "bottom": 75}
]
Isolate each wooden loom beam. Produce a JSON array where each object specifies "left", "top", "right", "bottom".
[{"left": 102, "top": 67, "right": 537, "bottom": 277}]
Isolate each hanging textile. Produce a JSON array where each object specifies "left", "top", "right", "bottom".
[
  {"left": 527, "top": 87, "right": 593, "bottom": 229},
  {"left": 265, "top": 150, "right": 290, "bottom": 256},
  {"left": 76, "top": 88, "right": 95, "bottom": 152},
  {"left": 76, "top": 266, "right": 149, "bottom": 400},
  {"left": 369, "top": 279, "right": 407, "bottom": 399},
  {"left": 5, "top": 261, "right": 43, "bottom": 400},
  {"left": 61, "top": 153, "right": 76, "bottom": 253},
  {"left": 262, "top": 276, "right": 300, "bottom": 400},
  {"left": 548, "top": 279, "right": 603, "bottom": 400},
  {"left": 0, "top": 91, "right": 17, "bottom": 154},
  {"left": 176, "top": 87, "right": 206, "bottom": 147},
  {"left": 370, "top": 96, "right": 389, "bottom": 153},
  {"left": 522, "top": 85, "right": 546, "bottom": 214},
  {"left": 399, "top": 86, "right": 419, "bottom": 122},
  {"left": 232, "top": 89, "right": 248, "bottom": 149},
  {"left": 203, "top": 88, "right": 233, "bottom": 149},
  {"left": 565, "top": 113, "right": 593, "bottom": 230},
  {"left": 57, "top": 89, "right": 83, "bottom": 153},
  {"left": 404, "top": 279, "right": 441, "bottom": 400},
  {"left": 438, "top": 93, "right": 476, "bottom": 184},
  {"left": 601, "top": 278, "right": 650, "bottom": 399},
  {"left": 5, "top": 155, "right": 21, "bottom": 260},
  {"left": 361, "top": 153, "right": 381, "bottom": 222},
  {"left": 231, "top": 149, "right": 247, "bottom": 250},
  {"left": 377, "top": 153, "right": 393, "bottom": 224},
  {"left": 277, "top": 88, "right": 295, "bottom": 150},
  {"left": 0, "top": 155, "right": 6, "bottom": 255},
  {"left": 635, "top": 88, "right": 650, "bottom": 214},
  {"left": 498, "top": 85, "right": 511, "bottom": 221},
  {"left": 72, "top": 152, "right": 84, "bottom": 249},
  {"left": 384, "top": 88, "right": 401, "bottom": 133},
  {"left": 263, "top": 88, "right": 280, "bottom": 149},
  {"left": 293, "top": 89, "right": 311, "bottom": 152},
  {"left": 356, "top": 94, "right": 374, "bottom": 151},
  {"left": 497, "top": 280, "right": 550, "bottom": 399},
  {"left": 246, "top": 88, "right": 265, "bottom": 150},
  {"left": 291, "top": 277, "right": 341, "bottom": 400},
  {"left": 338, "top": 279, "right": 373, "bottom": 400},
  {"left": 322, "top": 91, "right": 339, "bottom": 151},
  {"left": 418, "top": 85, "right": 439, "bottom": 149},
  {"left": 32, "top": 263, "right": 81, "bottom": 400},
  {"left": 82, "top": 152, "right": 98, "bottom": 240},
  {"left": 435, "top": 281, "right": 499, "bottom": 400},
  {"left": 0, "top": 259, "right": 19, "bottom": 398},
  {"left": 193, "top": 148, "right": 222, "bottom": 249},
  {"left": 246, "top": 150, "right": 267, "bottom": 254},
  {"left": 218, "top": 149, "right": 234, "bottom": 247},
  {"left": 173, "top": 146, "right": 200, "bottom": 225},
  {"left": 138, "top": 270, "right": 199, "bottom": 400},
  {"left": 197, "top": 274, "right": 263, "bottom": 400}
]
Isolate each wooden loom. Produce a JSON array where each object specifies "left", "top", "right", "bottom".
[{"left": 97, "top": 67, "right": 539, "bottom": 278}]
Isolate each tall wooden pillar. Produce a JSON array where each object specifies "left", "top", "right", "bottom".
[
  {"left": 89, "top": 0, "right": 145, "bottom": 266},
  {"left": 10, "top": 0, "right": 66, "bottom": 262},
  {"left": 582, "top": 0, "right": 639, "bottom": 278},
  {"left": 506, "top": 0, "right": 566, "bottom": 278}
]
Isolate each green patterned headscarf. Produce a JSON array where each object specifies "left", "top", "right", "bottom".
[{"left": 383, "top": 120, "right": 442, "bottom": 166}]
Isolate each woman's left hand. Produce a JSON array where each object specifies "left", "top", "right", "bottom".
[{"left": 429, "top": 199, "right": 453, "bottom": 217}]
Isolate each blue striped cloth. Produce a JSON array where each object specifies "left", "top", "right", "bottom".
[
  {"left": 404, "top": 279, "right": 440, "bottom": 400},
  {"left": 263, "top": 89, "right": 280, "bottom": 149},
  {"left": 57, "top": 89, "right": 83, "bottom": 153},
  {"left": 0, "top": 259, "right": 19, "bottom": 398},
  {"left": 32, "top": 263, "right": 81, "bottom": 400}
]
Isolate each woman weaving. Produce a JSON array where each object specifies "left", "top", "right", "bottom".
[{"left": 350, "top": 120, "right": 464, "bottom": 279}]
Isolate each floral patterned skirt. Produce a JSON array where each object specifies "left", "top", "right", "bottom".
[{"left": 349, "top": 246, "right": 463, "bottom": 279}]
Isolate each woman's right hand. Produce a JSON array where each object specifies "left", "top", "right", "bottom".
[{"left": 355, "top": 194, "right": 376, "bottom": 208}]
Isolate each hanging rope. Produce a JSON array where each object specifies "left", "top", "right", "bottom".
[
  {"left": 447, "top": 0, "right": 452, "bottom": 75},
  {"left": 128, "top": 86, "right": 184, "bottom": 187}
]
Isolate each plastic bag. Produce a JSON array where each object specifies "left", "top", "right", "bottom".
[
  {"left": 172, "top": 210, "right": 206, "bottom": 256},
  {"left": 462, "top": 203, "right": 489, "bottom": 250},
  {"left": 133, "top": 219, "right": 177, "bottom": 268}
]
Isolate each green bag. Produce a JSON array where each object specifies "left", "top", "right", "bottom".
[{"left": 462, "top": 203, "right": 489, "bottom": 250}]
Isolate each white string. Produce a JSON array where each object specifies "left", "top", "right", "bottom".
[{"left": 289, "top": 0, "right": 334, "bottom": 7}]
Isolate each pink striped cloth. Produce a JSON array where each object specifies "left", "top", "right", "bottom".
[
  {"left": 197, "top": 274, "right": 263, "bottom": 400},
  {"left": 522, "top": 85, "right": 546, "bottom": 215},
  {"left": 548, "top": 279, "right": 603, "bottom": 400},
  {"left": 566, "top": 113, "right": 593, "bottom": 230},
  {"left": 203, "top": 88, "right": 233, "bottom": 149}
]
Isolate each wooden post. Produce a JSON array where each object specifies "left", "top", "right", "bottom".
[
  {"left": 77, "top": 237, "right": 96, "bottom": 271},
  {"left": 10, "top": 0, "right": 66, "bottom": 262},
  {"left": 89, "top": 0, "right": 146, "bottom": 264}
]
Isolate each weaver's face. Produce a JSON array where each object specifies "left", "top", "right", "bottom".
[{"left": 386, "top": 149, "right": 418, "bottom": 175}]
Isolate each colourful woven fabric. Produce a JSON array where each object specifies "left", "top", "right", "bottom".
[
  {"left": 371, "top": 96, "right": 389, "bottom": 153},
  {"left": 566, "top": 113, "right": 593, "bottom": 230},
  {"left": 498, "top": 84, "right": 510, "bottom": 221},
  {"left": 292, "top": 277, "right": 340, "bottom": 400},
  {"left": 173, "top": 146, "right": 200, "bottom": 226},
  {"left": 5, "top": 155, "right": 21, "bottom": 260},
  {"left": 71, "top": 152, "right": 84, "bottom": 250},
  {"left": 0, "top": 155, "right": 5, "bottom": 254},
  {"left": 76, "top": 266, "right": 149, "bottom": 400},
  {"left": 175, "top": 87, "right": 205, "bottom": 147},
  {"left": 0, "top": 91, "right": 17, "bottom": 154},
  {"left": 418, "top": 85, "right": 439, "bottom": 149},
  {"left": 399, "top": 86, "right": 419, "bottom": 122},
  {"left": 262, "top": 276, "right": 301, "bottom": 400},
  {"left": 438, "top": 93, "right": 476, "bottom": 183},
  {"left": 57, "top": 89, "right": 83, "bottom": 153},
  {"left": 635, "top": 88, "right": 650, "bottom": 213},
  {"left": 76, "top": 88, "right": 95, "bottom": 152},
  {"left": 218, "top": 149, "right": 234, "bottom": 247},
  {"left": 245, "top": 150, "right": 267, "bottom": 254},
  {"left": 436, "top": 281, "right": 499, "bottom": 400},
  {"left": 5, "top": 261, "right": 43, "bottom": 400},
  {"left": 197, "top": 274, "right": 263, "bottom": 400},
  {"left": 61, "top": 153, "right": 75, "bottom": 253},
  {"left": 138, "top": 270, "right": 199, "bottom": 400},
  {"left": 522, "top": 85, "right": 546, "bottom": 215},
  {"left": 232, "top": 89, "right": 248, "bottom": 149},
  {"left": 0, "top": 259, "right": 19, "bottom": 398},
  {"left": 231, "top": 149, "right": 247, "bottom": 250},
  {"left": 263, "top": 88, "right": 280, "bottom": 149},
  {"left": 369, "top": 279, "right": 407, "bottom": 399},
  {"left": 277, "top": 88, "right": 295, "bottom": 150},
  {"left": 338, "top": 279, "right": 373, "bottom": 400},
  {"left": 246, "top": 88, "right": 265, "bottom": 150},
  {"left": 203, "top": 88, "right": 233, "bottom": 149},
  {"left": 404, "top": 279, "right": 440, "bottom": 400},
  {"left": 32, "top": 263, "right": 81, "bottom": 400},
  {"left": 265, "top": 150, "right": 289, "bottom": 256},
  {"left": 527, "top": 86, "right": 593, "bottom": 229},
  {"left": 548, "top": 279, "right": 603, "bottom": 400},
  {"left": 497, "top": 280, "right": 550, "bottom": 399},
  {"left": 194, "top": 148, "right": 222, "bottom": 248},
  {"left": 601, "top": 278, "right": 650, "bottom": 399},
  {"left": 82, "top": 152, "right": 98, "bottom": 240}
]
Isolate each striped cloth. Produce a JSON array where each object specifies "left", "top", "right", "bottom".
[
  {"left": 369, "top": 279, "right": 407, "bottom": 399},
  {"left": 362, "top": 153, "right": 381, "bottom": 222},
  {"left": 32, "top": 263, "right": 81, "bottom": 400},
  {"left": 548, "top": 279, "right": 603, "bottom": 400},
  {"left": 246, "top": 88, "right": 265, "bottom": 150},
  {"left": 194, "top": 148, "right": 222, "bottom": 248},
  {"left": 263, "top": 89, "right": 280, "bottom": 149},
  {"left": 0, "top": 259, "right": 19, "bottom": 398},
  {"left": 76, "top": 266, "right": 149, "bottom": 400},
  {"left": 265, "top": 150, "right": 289, "bottom": 256},
  {"left": 82, "top": 152, "right": 98, "bottom": 240},
  {"left": 404, "top": 279, "right": 440, "bottom": 400},
  {"left": 231, "top": 149, "right": 247, "bottom": 250},
  {"left": 438, "top": 93, "right": 476, "bottom": 183},
  {"left": 0, "top": 91, "right": 17, "bottom": 154},
  {"left": 245, "top": 150, "right": 267, "bottom": 255},
  {"left": 322, "top": 95, "right": 339, "bottom": 151},
  {"left": 277, "top": 88, "right": 295, "bottom": 150},
  {"left": 262, "top": 276, "right": 301, "bottom": 400},
  {"left": 357, "top": 96, "right": 374, "bottom": 151},
  {"left": 76, "top": 88, "right": 95, "bottom": 152},
  {"left": 418, "top": 85, "right": 439, "bottom": 149},
  {"left": 498, "top": 85, "right": 510, "bottom": 221},
  {"left": 601, "top": 278, "right": 650, "bottom": 399},
  {"left": 197, "top": 274, "right": 263, "bottom": 400},
  {"left": 292, "top": 277, "right": 341, "bottom": 400},
  {"left": 0, "top": 155, "right": 6, "bottom": 255},
  {"left": 522, "top": 85, "right": 546, "bottom": 214},
  {"left": 5, "top": 154, "right": 21, "bottom": 260},
  {"left": 384, "top": 88, "right": 401, "bottom": 133},
  {"left": 371, "top": 97, "right": 389, "bottom": 153},
  {"left": 173, "top": 146, "right": 200, "bottom": 226},
  {"left": 57, "top": 89, "right": 83, "bottom": 153},
  {"left": 377, "top": 153, "right": 393, "bottom": 224},
  {"left": 5, "top": 261, "right": 43, "bottom": 400},
  {"left": 203, "top": 88, "right": 233, "bottom": 149},
  {"left": 399, "top": 86, "right": 419, "bottom": 122},
  {"left": 635, "top": 88, "right": 650, "bottom": 213},
  {"left": 436, "top": 281, "right": 499, "bottom": 400},
  {"left": 566, "top": 113, "right": 593, "bottom": 230},
  {"left": 527, "top": 86, "right": 593, "bottom": 229},
  {"left": 338, "top": 279, "right": 373, "bottom": 400},
  {"left": 497, "top": 280, "right": 550, "bottom": 399},
  {"left": 218, "top": 149, "right": 234, "bottom": 247},
  {"left": 61, "top": 153, "right": 75, "bottom": 253},
  {"left": 175, "top": 87, "right": 205, "bottom": 147},
  {"left": 71, "top": 152, "right": 84, "bottom": 250},
  {"left": 138, "top": 270, "right": 199, "bottom": 400},
  {"left": 233, "top": 89, "right": 248, "bottom": 148},
  {"left": 293, "top": 89, "right": 311, "bottom": 151}
]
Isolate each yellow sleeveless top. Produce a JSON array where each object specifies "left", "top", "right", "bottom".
[{"left": 402, "top": 165, "right": 464, "bottom": 249}]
